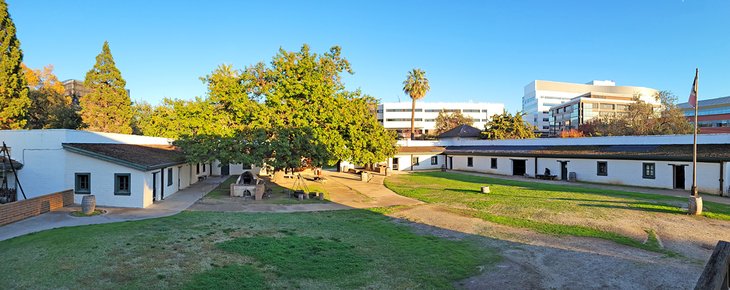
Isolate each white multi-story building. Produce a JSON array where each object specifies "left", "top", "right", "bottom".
[
  {"left": 522, "top": 80, "right": 659, "bottom": 134},
  {"left": 377, "top": 102, "right": 504, "bottom": 137}
]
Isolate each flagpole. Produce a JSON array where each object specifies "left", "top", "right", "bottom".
[{"left": 692, "top": 68, "right": 699, "bottom": 197}]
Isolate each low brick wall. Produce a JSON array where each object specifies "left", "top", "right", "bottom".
[{"left": 0, "top": 190, "right": 74, "bottom": 226}]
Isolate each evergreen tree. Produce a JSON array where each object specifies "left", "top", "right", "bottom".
[
  {"left": 80, "top": 41, "right": 132, "bottom": 134},
  {"left": 0, "top": 0, "right": 30, "bottom": 129}
]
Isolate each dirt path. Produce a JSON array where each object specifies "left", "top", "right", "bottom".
[{"left": 388, "top": 204, "right": 702, "bottom": 289}]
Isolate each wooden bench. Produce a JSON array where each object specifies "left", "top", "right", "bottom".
[{"left": 535, "top": 174, "right": 558, "bottom": 180}]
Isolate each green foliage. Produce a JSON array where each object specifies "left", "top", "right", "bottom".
[
  {"left": 578, "top": 91, "right": 692, "bottom": 136},
  {"left": 184, "top": 265, "right": 267, "bottom": 290},
  {"left": 172, "top": 45, "right": 397, "bottom": 169},
  {"left": 0, "top": 1, "right": 30, "bottom": 129},
  {"left": 434, "top": 110, "right": 474, "bottom": 135},
  {"left": 481, "top": 111, "right": 536, "bottom": 139},
  {"left": 80, "top": 41, "right": 133, "bottom": 134},
  {"left": 402, "top": 68, "right": 430, "bottom": 139}
]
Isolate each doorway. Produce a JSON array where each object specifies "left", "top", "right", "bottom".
[
  {"left": 392, "top": 158, "right": 399, "bottom": 170},
  {"left": 152, "top": 172, "right": 158, "bottom": 202},
  {"left": 673, "top": 165, "right": 686, "bottom": 189},
  {"left": 512, "top": 159, "right": 526, "bottom": 176},
  {"left": 560, "top": 161, "right": 569, "bottom": 180},
  {"left": 221, "top": 164, "right": 230, "bottom": 176}
]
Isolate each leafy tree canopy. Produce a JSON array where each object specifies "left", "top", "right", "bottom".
[
  {"left": 166, "top": 45, "right": 397, "bottom": 171},
  {"left": 434, "top": 110, "right": 474, "bottom": 135},
  {"left": 481, "top": 111, "right": 537, "bottom": 140}
]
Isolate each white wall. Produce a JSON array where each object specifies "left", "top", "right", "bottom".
[
  {"left": 538, "top": 158, "right": 721, "bottom": 194},
  {"left": 0, "top": 129, "right": 173, "bottom": 200},
  {"left": 449, "top": 155, "right": 534, "bottom": 177},
  {"left": 390, "top": 153, "right": 444, "bottom": 171},
  {"left": 400, "top": 153, "right": 726, "bottom": 195},
  {"left": 66, "top": 152, "right": 146, "bottom": 208}
]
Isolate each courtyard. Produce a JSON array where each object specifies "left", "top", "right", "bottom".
[{"left": 1, "top": 170, "right": 729, "bottom": 289}]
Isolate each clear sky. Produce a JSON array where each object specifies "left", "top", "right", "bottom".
[{"left": 8, "top": 0, "right": 730, "bottom": 111}]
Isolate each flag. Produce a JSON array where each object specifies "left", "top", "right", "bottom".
[{"left": 689, "top": 69, "right": 698, "bottom": 108}]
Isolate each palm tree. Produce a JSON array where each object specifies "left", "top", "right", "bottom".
[{"left": 402, "top": 69, "right": 430, "bottom": 140}]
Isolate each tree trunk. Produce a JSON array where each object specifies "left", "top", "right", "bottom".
[{"left": 411, "top": 99, "right": 416, "bottom": 140}]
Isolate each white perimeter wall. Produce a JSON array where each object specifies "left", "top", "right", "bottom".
[
  {"left": 390, "top": 153, "right": 444, "bottom": 171},
  {"left": 399, "top": 133, "right": 730, "bottom": 147}
]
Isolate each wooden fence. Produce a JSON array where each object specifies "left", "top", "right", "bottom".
[{"left": 696, "top": 241, "right": 730, "bottom": 290}]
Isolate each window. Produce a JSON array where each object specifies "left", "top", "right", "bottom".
[
  {"left": 431, "top": 156, "right": 438, "bottom": 165},
  {"left": 203, "top": 163, "right": 206, "bottom": 172},
  {"left": 491, "top": 158, "right": 497, "bottom": 169},
  {"left": 196, "top": 163, "right": 200, "bottom": 174},
  {"left": 114, "top": 173, "right": 131, "bottom": 195},
  {"left": 75, "top": 173, "right": 91, "bottom": 194},
  {"left": 596, "top": 161, "right": 608, "bottom": 176},
  {"left": 642, "top": 163, "right": 656, "bottom": 179},
  {"left": 167, "top": 168, "right": 173, "bottom": 186},
  {"left": 412, "top": 157, "right": 419, "bottom": 166},
  {"left": 463, "top": 109, "right": 480, "bottom": 113},
  {"left": 467, "top": 157, "right": 474, "bottom": 167},
  {"left": 542, "top": 118, "right": 550, "bottom": 122}
]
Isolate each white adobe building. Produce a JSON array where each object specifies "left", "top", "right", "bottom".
[
  {"left": 0, "top": 130, "right": 212, "bottom": 208},
  {"left": 388, "top": 134, "right": 730, "bottom": 196},
  {"left": 377, "top": 102, "right": 504, "bottom": 137},
  {"left": 522, "top": 80, "right": 659, "bottom": 134}
]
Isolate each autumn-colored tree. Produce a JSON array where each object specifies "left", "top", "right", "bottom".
[
  {"left": 434, "top": 110, "right": 474, "bottom": 135},
  {"left": 22, "top": 64, "right": 81, "bottom": 129},
  {"left": 481, "top": 111, "right": 537, "bottom": 140},
  {"left": 559, "top": 129, "right": 585, "bottom": 138},
  {"left": 402, "top": 69, "right": 430, "bottom": 139},
  {"left": 578, "top": 91, "right": 691, "bottom": 136},
  {"left": 0, "top": 0, "right": 30, "bottom": 129},
  {"left": 80, "top": 41, "right": 133, "bottom": 134}
]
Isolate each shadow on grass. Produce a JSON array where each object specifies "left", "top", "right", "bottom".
[
  {"left": 414, "top": 171, "right": 692, "bottom": 203},
  {"left": 576, "top": 203, "right": 684, "bottom": 215}
]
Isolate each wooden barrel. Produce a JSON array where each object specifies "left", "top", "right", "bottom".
[{"left": 81, "top": 195, "right": 96, "bottom": 214}]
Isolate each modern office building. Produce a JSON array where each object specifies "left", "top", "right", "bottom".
[
  {"left": 62, "top": 79, "right": 90, "bottom": 105},
  {"left": 522, "top": 80, "right": 659, "bottom": 135},
  {"left": 678, "top": 96, "right": 730, "bottom": 134},
  {"left": 549, "top": 92, "right": 661, "bottom": 136},
  {"left": 376, "top": 102, "right": 504, "bottom": 138}
]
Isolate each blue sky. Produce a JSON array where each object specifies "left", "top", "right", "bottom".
[{"left": 8, "top": 0, "right": 730, "bottom": 111}]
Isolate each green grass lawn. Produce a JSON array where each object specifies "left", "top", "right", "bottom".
[
  {"left": 0, "top": 210, "right": 496, "bottom": 289},
  {"left": 384, "top": 171, "right": 730, "bottom": 254}
]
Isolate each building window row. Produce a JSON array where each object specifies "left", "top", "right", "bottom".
[
  {"left": 386, "top": 108, "right": 422, "bottom": 112},
  {"left": 75, "top": 173, "right": 133, "bottom": 196},
  {"left": 386, "top": 118, "right": 423, "bottom": 122}
]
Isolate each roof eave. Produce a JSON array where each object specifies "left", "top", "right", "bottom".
[{"left": 62, "top": 144, "right": 186, "bottom": 172}]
